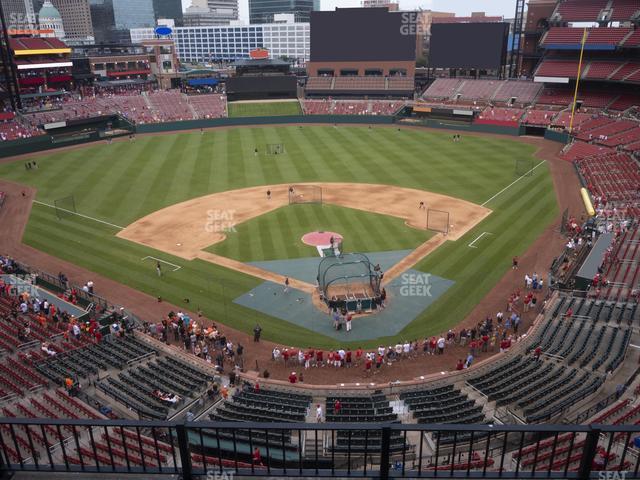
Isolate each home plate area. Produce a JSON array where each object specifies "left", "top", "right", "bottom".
[{"left": 234, "top": 249, "right": 454, "bottom": 341}]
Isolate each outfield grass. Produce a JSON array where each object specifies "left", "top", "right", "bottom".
[
  {"left": 206, "top": 204, "right": 432, "bottom": 262},
  {"left": 228, "top": 101, "right": 302, "bottom": 117},
  {"left": 0, "top": 126, "right": 557, "bottom": 348}
]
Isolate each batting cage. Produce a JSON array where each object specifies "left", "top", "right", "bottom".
[
  {"left": 288, "top": 185, "right": 323, "bottom": 205},
  {"left": 426, "top": 208, "right": 450, "bottom": 235},
  {"left": 53, "top": 195, "right": 76, "bottom": 220},
  {"left": 318, "top": 252, "right": 382, "bottom": 313},
  {"left": 515, "top": 157, "right": 534, "bottom": 177},
  {"left": 266, "top": 143, "right": 285, "bottom": 155}
]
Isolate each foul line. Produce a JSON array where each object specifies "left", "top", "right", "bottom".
[
  {"left": 468, "top": 232, "right": 493, "bottom": 249},
  {"left": 142, "top": 256, "right": 182, "bottom": 271},
  {"left": 33, "top": 200, "right": 125, "bottom": 230},
  {"left": 481, "top": 160, "right": 546, "bottom": 207}
]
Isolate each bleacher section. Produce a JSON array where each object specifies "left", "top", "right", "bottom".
[
  {"left": 465, "top": 296, "right": 632, "bottom": 423},
  {"left": 305, "top": 76, "right": 414, "bottom": 95},
  {"left": 535, "top": 58, "right": 640, "bottom": 84},
  {"left": 594, "top": 227, "right": 640, "bottom": 301},
  {"left": 541, "top": 27, "right": 633, "bottom": 49},
  {"left": 554, "top": 0, "right": 609, "bottom": 22},
  {"left": 401, "top": 386, "right": 486, "bottom": 444},
  {"left": 208, "top": 386, "right": 312, "bottom": 464},
  {"left": 422, "top": 79, "right": 541, "bottom": 105},
  {"left": 95, "top": 350, "right": 214, "bottom": 419},
  {"left": 301, "top": 99, "right": 405, "bottom": 116},
  {"left": 326, "top": 393, "right": 410, "bottom": 454}
]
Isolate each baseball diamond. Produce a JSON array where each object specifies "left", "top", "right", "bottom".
[{"left": 1, "top": 4, "right": 639, "bottom": 475}]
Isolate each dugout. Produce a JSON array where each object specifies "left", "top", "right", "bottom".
[
  {"left": 318, "top": 253, "right": 382, "bottom": 313},
  {"left": 574, "top": 232, "right": 614, "bottom": 291}
]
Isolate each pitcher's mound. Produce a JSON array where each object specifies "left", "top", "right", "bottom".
[{"left": 301, "top": 231, "right": 343, "bottom": 247}]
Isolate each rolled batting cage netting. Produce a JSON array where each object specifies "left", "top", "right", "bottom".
[
  {"left": 288, "top": 185, "right": 323, "bottom": 205},
  {"left": 53, "top": 195, "right": 76, "bottom": 220},
  {"left": 426, "top": 208, "right": 450, "bottom": 235},
  {"left": 318, "top": 252, "right": 381, "bottom": 301},
  {"left": 515, "top": 157, "right": 534, "bottom": 177},
  {"left": 266, "top": 143, "right": 285, "bottom": 155}
]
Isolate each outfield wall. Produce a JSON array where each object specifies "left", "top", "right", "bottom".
[{"left": 0, "top": 115, "right": 558, "bottom": 159}]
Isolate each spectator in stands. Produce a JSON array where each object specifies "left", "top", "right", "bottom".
[{"left": 252, "top": 447, "right": 262, "bottom": 465}]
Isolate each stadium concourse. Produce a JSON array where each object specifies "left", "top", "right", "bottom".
[{"left": 0, "top": 132, "right": 582, "bottom": 385}]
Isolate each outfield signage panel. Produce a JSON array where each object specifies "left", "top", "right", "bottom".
[
  {"left": 44, "top": 121, "right": 67, "bottom": 130},
  {"left": 534, "top": 76, "right": 570, "bottom": 83}
]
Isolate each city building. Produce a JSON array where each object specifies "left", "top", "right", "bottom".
[
  {"left": 87, "top": 0, "right": 156, "bottom": 44},
  {"left": 131, "top": 19, "right": 310, "bottom": 64},
  {"left": 37, "top": 0, "right": 64, "bottom": 38},
  {"left": 248, "top": 0, "right": 318, "bottom": 24},
  {"left": 183, "top": 0, "right": 238, "bottom": 26},
  {"left": 140, "top": 38, "right": 179, "bottom": 88},
  {"left": 1, "top": 0, "right": 36, "bottom": 30},
  {"left": 152, "top": 0, "right": 183, "bottom": 26},
  {"left": 361, "top": 0, "right": 398, "bottom": 11},
  {"left": 31, "top": 0, "right": 94, "bottom": 44}
]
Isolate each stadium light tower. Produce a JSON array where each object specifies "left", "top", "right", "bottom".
[{"left": 508, "top": 0, "right": 526, "bottom": 78}]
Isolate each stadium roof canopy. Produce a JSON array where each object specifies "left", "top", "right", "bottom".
[{"left": 232, "top": 58, "right": 290, "bottom": 67}]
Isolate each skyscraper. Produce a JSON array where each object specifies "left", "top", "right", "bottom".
[
  {"left": 1, "top": 0, "right": 36, "bottom": 29},
  {"left": 42, "top": 0, "right": 93, "bottom": 42},
  {"left": 152, "top": 0, "right": 183, "bottom": 26},
  {"left": 248, "top": 0, "right": 318, "bottom": 24},
  {"left": 183, "top": 0, "right": 237, "bottom": 27},
  {"left": 89, "top": 0, "right": 154, "bottom": 44}
]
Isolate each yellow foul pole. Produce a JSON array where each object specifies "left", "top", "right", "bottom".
[{"left": 568, "top": 28, "right": 588, "bottom": 134}]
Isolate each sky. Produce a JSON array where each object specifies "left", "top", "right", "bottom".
[{"left": 180, "top": 0, "right": 518, "bottom": 20}]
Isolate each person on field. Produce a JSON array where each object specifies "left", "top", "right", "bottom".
[
  {"left": 284, "top": 277, "right": 290, "bottom": 293},
  {"left": 156, "top": 261, "right": 162, "bottom": 277}
]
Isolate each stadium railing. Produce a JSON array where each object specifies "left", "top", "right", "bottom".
[{"left": 1, "top": 418, "right": 640, "bottom": 479}]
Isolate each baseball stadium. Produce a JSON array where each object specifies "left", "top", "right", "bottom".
[{"left": 0, "top": 0, "right": 638, "bottom": 478}]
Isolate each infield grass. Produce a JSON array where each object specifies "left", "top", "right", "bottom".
[
  {"left": 206, "top": 204, "right": 432, "bottom": 262},
  {"left": 0, "top": 126, "right": 557, "bottom": 348},
  {"left": 227, "top": 101, "right": 302, "bottom": 117}
]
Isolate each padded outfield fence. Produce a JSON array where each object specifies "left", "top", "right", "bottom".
[
  {"left": 0, "top": 113, "right": 573, "bottom": 160},
  {"left": 1, "top": 418, "right": 640, "bottom": 479}
]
